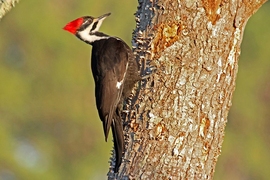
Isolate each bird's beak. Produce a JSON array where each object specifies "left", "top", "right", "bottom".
[{"left": 97, "top": 13, "right": 111, "bottom": 21}]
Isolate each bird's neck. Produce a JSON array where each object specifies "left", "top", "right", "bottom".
[{"left": 76, "top": 31, "right": 110, "bottom": 45}]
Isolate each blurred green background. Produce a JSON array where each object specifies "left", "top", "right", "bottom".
[{"left": 0, "top": 1, "right": 269, "bottom": 179}]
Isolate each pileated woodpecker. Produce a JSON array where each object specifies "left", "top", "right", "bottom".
[{"left": 63, "top": 13, "right": 139, "bottom": 172}]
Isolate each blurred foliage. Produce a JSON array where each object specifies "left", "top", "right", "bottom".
[
  {"left": 0, "top": 0, "right": 269, "bottom": 179},
  {"left": 0, "top": 0, "right": 137, "bottom": 179}
]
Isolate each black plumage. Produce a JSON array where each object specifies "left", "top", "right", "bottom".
[{"left": 91, "top": 38, "right": 138, "bottom": 172}]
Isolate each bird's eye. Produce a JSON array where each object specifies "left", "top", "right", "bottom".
[{"left": 82, "top": 20, "right": 89, "bottom": 26}]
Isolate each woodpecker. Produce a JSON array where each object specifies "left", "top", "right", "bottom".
[{"left": 63, "top": 13, "right": 139, "bottom": 172}]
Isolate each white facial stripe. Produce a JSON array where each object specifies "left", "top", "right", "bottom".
[{"left": 78, "top": 27, "right": 109, "bottom": 43}]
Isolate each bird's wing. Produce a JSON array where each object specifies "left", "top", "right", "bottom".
[
  {"left": 95, "top": 72, "right": 123, "bottom": 141},
  {"left": 92, "top": 38, "right": 129, "bottom": 141}
]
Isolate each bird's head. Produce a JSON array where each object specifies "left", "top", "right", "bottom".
[
  {"left": 63, "top": 13, "right": 111, "bottom": 34},
  {"left": 63, "top": 13, "right": 111, "bottom": 44}
]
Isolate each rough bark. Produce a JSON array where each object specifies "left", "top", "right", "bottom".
[
  {"left": 108, "top": 0, "right": 266, "bottom": 179},
  {"left": 0, "top": 0, "right": 20, "bottom": 20}
]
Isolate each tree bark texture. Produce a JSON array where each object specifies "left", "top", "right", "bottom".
[
  {"left": 108, "top": 0, "right": 266, "bottom": 179},
  {"left": 0, "top": 0, "right": 19, "bottom": 20}
]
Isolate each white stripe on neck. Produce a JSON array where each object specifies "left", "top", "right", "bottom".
[{"left": 78, "top": 26, "right": 109, "bottom": 43}]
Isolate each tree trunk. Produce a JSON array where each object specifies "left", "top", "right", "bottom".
[
  {"left": 108, "top": 0, "right": 266, "bottom": 179},
  {"left": 0, "top": 0, "right": 20, "bottom": 20}
]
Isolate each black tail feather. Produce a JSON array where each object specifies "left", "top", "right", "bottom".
[{"left": 111, "top": 115, "right": 124, "bottom": 172}]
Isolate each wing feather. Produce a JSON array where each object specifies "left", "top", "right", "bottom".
[
  {"left": 92, "top": 38, "right": 129, "bottom": 140},
  {"left": 96, "top": 72, "right": 123, "bottom": 140}
]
